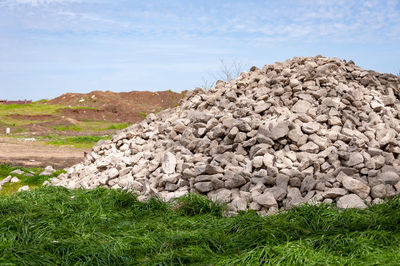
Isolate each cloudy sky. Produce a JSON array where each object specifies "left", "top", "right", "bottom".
[{"left": 0, "top": 0, "right": 399, "bottom": 100}]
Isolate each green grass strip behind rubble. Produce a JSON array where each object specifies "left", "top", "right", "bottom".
[
  {"left": 44, "top": 135, "right": 111, "bottom": 149},
  {"left": 0, "top": 186, "right": 399, "bottom": 265}
]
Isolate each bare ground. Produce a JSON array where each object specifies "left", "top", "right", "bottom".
[{"left": 0, "top": 137, "right": 87, "bottom": 168}]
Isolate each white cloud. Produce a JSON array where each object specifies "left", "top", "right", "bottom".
[
  {"left": 0, "top": 0, "right": 399, "bottom": 43},
  {"left": 11, "top": 0, "right": 81, "bottom": 5}
]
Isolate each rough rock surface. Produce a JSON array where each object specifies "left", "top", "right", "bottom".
[
  {"left": 51, "top": 56, "right": 400, "bottom": 215},
  {"left": 40, "top": 166, "right": 56, "bottom": 176}
]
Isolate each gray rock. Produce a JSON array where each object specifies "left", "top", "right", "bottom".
[
  {"left": 10, "top": 169, "right": 24, "bottom": 175},
  {"left": 190, "top": 111, "right": 211, "bottom": 123},
  {"left": 285, "top": 187, "right": 303, "bottom": 208},
  {"left": 252, "top": 169, "right": 275, "bottom": 185},
  {"left": 252, "top": 156, "right": 264, "bottom": 168},
  {"left": 268, "top": 122, "right": 290, "bottom": 140},
  {"left": 288, "top": 129, "right": 307, "bottom": 145},
  {"left": 377, "top": 171, "right": 400, "bottom": 185},
  {"left": 289, "top": 177, "right": 302, "bottom": 188},
  {"left": 292, "top": 100, "right": 311, "bottom": 113},
  {"left": 289, "top": 79, "right": 301, "bottom": 88},
  {"left": 254, "top": 192, "right": 278, "bottom": 208},
  {"left": 300, "top": 176, "right": 316, "bottom": 193},
  {"left": 266, "top": 186, "right": 287, "bottom": 201},
  {"left": 263, "top": 154, "right": 274, "bottom": 166},
  {"left": 323, "top": 188, "right": 348, "bottom": 198},
  {"left": 194, "top": 182, "right": 214, "bottom": 193},
  {"left": 10, "top": 177, "right": 20, "bottom": 183},
  {"left": 131, "top": 180, "right": 144, "bottom": 192},
  {"left": 299, "top": 142, "right": 319, "bottom": 153},
  {"left": 17, "top": 185, "right": 30, "bottom": 192},
  {"left": 346, "top": 152, "right": 364, "bottom": 167},
  {"left": 40, "top": 165, "right": 56, "bottom": 176},
  {"left": 342, "top": 174, "right": 370, "bottom": 199},
  {"left": 395, "top": 181, "right": 400, "bottom": 192},
  {"left": 162, "top": 152, "right": 177, "bottom": 174},
  {"left": 254, "top": 102, "right": 271, "bottom": 114},
  {"left": 337, "top": 194, "right": 367, "bottom": 209},
  {"left": 208, "top": 188, "right": 232, "bottom": 203},
  {"left": 231, "top": 197, "right": 248, "bottom": 211},
  {"left": 0, "top": 175, "right": 12, "bottom": 186},
  {"left": 108, "top": 168, "right": 119, "bottom": 179},
  {"left": 371, "top": 184, "right": 386, "bottom": 199},
  {"left": 276, "top": 174, "right": 289, "bottom": 189},
  {"left": 301, "top": 122, "right": 320, "bottom": 134},
  {"left": 205, "top": 164, "right": 223, "bottom": 175},
  {"left": 225, "top": 173, "right": 247, "bottom": 189}
]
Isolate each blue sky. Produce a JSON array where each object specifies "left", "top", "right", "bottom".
[{"left": 0, "top": 0, "right": 399, "bottom": 100}]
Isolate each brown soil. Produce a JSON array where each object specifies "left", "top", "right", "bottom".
[
  {"left": 59, "top": 108, "right": 122, "bottom": 123},
  {"left": 48, "top": 90, "right": 183, "bottom": 123},
  {"left": 8, "top": 114, "right": 56, "bottom": 120},
  {"left": 0, "top": 137, "right": 86, "bottom": 168}
]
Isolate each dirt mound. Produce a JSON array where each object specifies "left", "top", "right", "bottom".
[
  {"left": 48, "top": 90, "right": 183, "bottom": 123},
  {"left": 60, "top": 109, "right": 124, "bottom": 123},
  {"left": 52, "top": 56, "right": 400, "bottom": 215}
]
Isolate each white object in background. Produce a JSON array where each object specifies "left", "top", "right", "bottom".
[{"left": 6, "top": 128, "right": 10, "bottom": 135}]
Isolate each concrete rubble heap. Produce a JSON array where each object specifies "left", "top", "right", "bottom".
[{"left": 51, "top": 56, "right": 400, "bottom": 215}]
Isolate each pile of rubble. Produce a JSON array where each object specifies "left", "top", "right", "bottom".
[{"left": 51, "top": 56, "right": 400, "bottom": 215}]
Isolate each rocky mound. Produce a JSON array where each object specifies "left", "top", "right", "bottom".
[{"left": 51, "top": 56, "right": 400, "bottom": 215}]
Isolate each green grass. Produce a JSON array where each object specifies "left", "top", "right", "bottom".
[
  {"left": 46, "top": 135, "right": 110, "bottom": 149},
  {"left": 51, "top": 122, "right": 130, "bottom": 132},
  {"left": 0, "top": 103, "right": 63, "bottom": 116},
  {"left": 0, "top": 180, "right": 399, "bottom": 264},
  {"left": 0, "top": 103, "right": 98, "bottom": 128},
  {"left": 52, "top": 125, "right": 83, "bottom": 131},
  {"left": 106, "top": 123, "right": 130, "bottom": 130},
  {"left": 0, "top": 103, "right": 96, "bottom": 116},
  {"left": 138, "top": 112, "right": 147, "bottom": 119},
  {"left": 6, "top": 134, "right": 111, "bottom": 149},
  {"left": 33, "top": 99, "right": 48, "bottom": 104},
  {"left": 0, "top": 164, "right": 65, "bottom": 195},
  {"left": 79, "top": 121, "right": 130, "bottom": 132}
]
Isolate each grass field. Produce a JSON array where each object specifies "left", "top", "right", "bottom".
[
  {"left": 52, "top": 122, "right": 130, "bottom": 132},
  {"left": 0, "top": 164, "right": 399, "bottom": 265}
]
